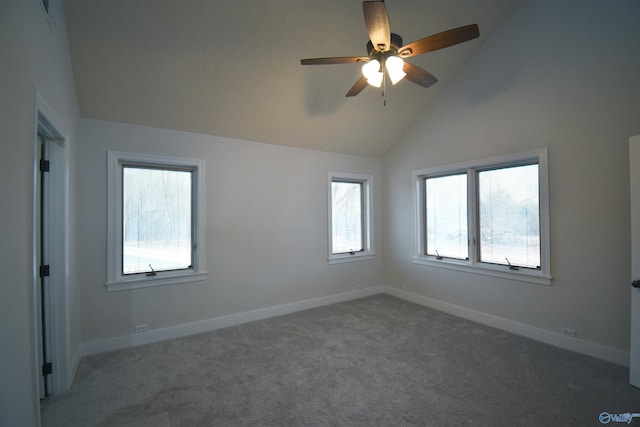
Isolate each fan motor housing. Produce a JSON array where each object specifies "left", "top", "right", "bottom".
[{"left": 367, "top": 33, "right": 403, "bottom": 58}]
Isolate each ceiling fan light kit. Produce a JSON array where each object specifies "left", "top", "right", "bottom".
[
  {"left": 301, "top": 0, "right": 480, "bottom": 99},
  {"left": 362, "top": 32, "right": 406, "bottom": 88},
  {"left": 385, "top": 56, "right": 406, "bottom": 85},
  {"left": 362, "top": 59, "right": 383, "bottom": 87}
]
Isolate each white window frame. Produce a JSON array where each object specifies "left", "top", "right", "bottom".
[
  {"left": 106, "top": 151, "right": 207, "bottom": 291},
  {"left": 328, "top": 172, "right": 374, "bottom": 264},
  {"left": 412, "top": 149, "right": 551, "bottom": 285}
]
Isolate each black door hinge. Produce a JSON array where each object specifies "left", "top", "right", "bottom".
[
  {"left": 40, "top": 159, "right": 50, "bottom": 172},
  {"left": 40, "top": 265, "right": 50, "bottom": 278},
  {"left": 42, "top": 362, "right": 52, "bottom": 377}
]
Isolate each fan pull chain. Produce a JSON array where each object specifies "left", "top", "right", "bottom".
[{"left": 382, "top": 73, "right": 387, "bottom": 107}]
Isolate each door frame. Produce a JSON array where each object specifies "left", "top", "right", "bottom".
[
  {"left": 630, "top": 135, "right": 640, "bottom": 388},
  {"left": 32, "top": 91, "right": 71, "bottom": 401}
]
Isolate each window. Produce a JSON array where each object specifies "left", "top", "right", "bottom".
[
  {"left": 413, "top": 149, "right": 551, "bottom": 285},
  {"left": 122, "top": 166, "right": 192, "bottom": 274},
  {"left": 328, "top": 172, "right": 374, "bottom": 264},
  {"left": 107, "top": 151, "right": 206, "bottom": 291},
  {"left": 425, "top": 173, "right": 468, "bottom": 260},
  {"left": 478, "top": 164, "right": 540, "bottom": 269},
  {"left": 332, "top": 181, "right": 363, "bottom": 254}
]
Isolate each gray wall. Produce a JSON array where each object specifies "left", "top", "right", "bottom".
[
  {"left": 382, "top": 0, "right": 640, "bottom": 353},
  {"left": 76, "top": 119, "right": 383, "bottom": 345},
  {"left": 0, "top": 0, "right": 79, "bottom": 425}
]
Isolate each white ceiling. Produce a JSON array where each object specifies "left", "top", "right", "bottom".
[{"left": 63, "top": 0, "right": 516, "bottom": 157}]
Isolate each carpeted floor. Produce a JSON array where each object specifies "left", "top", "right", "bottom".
[{"left": 41, "top": 295, "right": 640, "bottom": 426}]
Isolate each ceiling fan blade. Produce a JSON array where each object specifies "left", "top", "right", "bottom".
[
  {"left": 301, "top": 56, "right": 369, "bottom": 65},
  {"left": 346, "top": 75, "right": 369, "bottom": 97},
  {"left": 403, "top": 62, "right": 438, "bottom": 88},
  {"left": 363, "top": 1, "right": 391, "bottom": 52},
  {"left": 398, "top": 24, "right": 480, "bottom": 58}
]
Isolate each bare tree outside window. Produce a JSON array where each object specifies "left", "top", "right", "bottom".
[
  {"left": 478, "top": 164, "right": 540, "bottom": 268},
  {"left": 331, "top": 181, "right": 363, "bottom": 254},
  {"left": 425, "top": 174, "right": 468, "bottom": 260},
  {"left": 122, "top": 166, "right": 192, "bottom": 274}
]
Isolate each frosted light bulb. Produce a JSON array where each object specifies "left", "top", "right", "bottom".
[
  {"left": 362, "top": 60, "right": 383, "bottom": 87},
  {"left": 385, "top": 56, "right": 406, "bottom": 85}
]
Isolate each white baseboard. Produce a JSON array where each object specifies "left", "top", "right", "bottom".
[
  {"left": 76, "top": 284, "right": 629, "bottom": 368},
  {"left": 78, "top": 286, "right": 384, "bottom": 358},
  {"left": 384, "top": 286, "right": 630, "bottom": 367}
]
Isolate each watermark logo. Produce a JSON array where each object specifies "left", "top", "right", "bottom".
[{"left": 599, "top": 412, "right": 640, "bottom": 424}]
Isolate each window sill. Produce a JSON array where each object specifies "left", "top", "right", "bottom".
[
  {"left": 412, "top": 256, "right": 551, "bottom": 286},
  {"left": 328, "top": 253, "right": 375, "bottom": 265},
  {"left": 105, "top": 271, "right": 208, "bottom": 292}
]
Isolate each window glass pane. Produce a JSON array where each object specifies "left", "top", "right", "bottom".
[
  {"left": 478, "top": 164, "right": 540, "bottom": 268},
  {"left": 122, "top": 166, "right": 192, "bottom": 274},
  {"left": 426, "top": 174, "right": 468, "bottom": 259},
  {"left": 332, "top": 181, "right": 363, "bottom": 254}
]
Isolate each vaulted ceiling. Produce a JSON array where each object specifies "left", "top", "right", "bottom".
[{"left": 63, "top": 0, "right": 516, "bottom": 157}]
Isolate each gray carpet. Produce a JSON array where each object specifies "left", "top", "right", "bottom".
[
  {"left": 119, "top": 411, "right": 169, "bottom": 427},
  {"left": 41, "top": 295, "right": 640, "bottom": 426}
]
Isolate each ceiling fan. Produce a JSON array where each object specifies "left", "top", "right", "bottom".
[{"left": 301, "top": 1, "right": 480, "bottom": 98}]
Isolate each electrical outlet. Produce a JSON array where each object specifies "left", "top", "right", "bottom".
[
  {"left": 561, "top": 327, "right": 576, "bottom": 338},
  {"left": 135, "top": 324, "right": 148, "bottom": 333}
]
